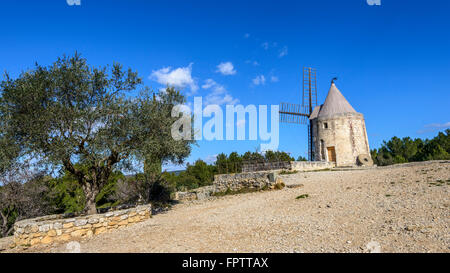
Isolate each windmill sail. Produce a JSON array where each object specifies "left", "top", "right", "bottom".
[{"left": 279, "top": 67, "right": 318, "bottom": 161}]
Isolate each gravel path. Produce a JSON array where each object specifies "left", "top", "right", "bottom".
[{"left": 4, "top": 161, "right": 449, "bottom": 253}]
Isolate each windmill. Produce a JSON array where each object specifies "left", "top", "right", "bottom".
[{"left": 279, "top": 67, "right": 318, "bottom": 161}]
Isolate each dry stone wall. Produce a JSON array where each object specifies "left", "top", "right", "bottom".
[
  {"left": 174, "top": 161, "right": 340, "bottom": 203},
  {"left": 290, "top": 161, "right": 335, "bottom": 171},
  {"left": 175, "top": 172, "right": 282, "bottom": 202},
  {"left": 13, "top": 204, "right": 152, "bottom": 247},
  {"left": 213, "top": 171, "right": 280, "bottom": 192}
]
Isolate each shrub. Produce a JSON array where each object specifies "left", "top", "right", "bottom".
[{"left": 296, "top": 194, "right": 309, "bottom": 199}]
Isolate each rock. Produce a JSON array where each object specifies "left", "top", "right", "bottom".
[
  {"left": 57, "top": 234, "right": 71, "bottom": 242},
  {"left": 357, "top": 154, "right": 374, "bottom": 167},
  {"left": 287, "top": 184, "right": 304, "bottom": 189},
  {"left": 88, "top": 218, "right": 99, "bottom": 224},
  {"left": 63, "top": 223, "right": 74, "bottom": 229},
  {"left": 74, "top": 219, "right": 88, "bottom": 227},
  {"left": 405, "top": 226, "right": 416, "bottom": 232},
  {"left": 30, "top": 238, "right": 40, "bottom": 245},
  {"left": 94, "top": 227, "right": 107, "bottom": 235},
  {"left": 41, "top": 236, "right": 53, "bottom": 244},
  {"left": 71, "top": 229, "right": 88, "bottom": 238},
  {"left": 86, "top": 230, "right": 94, "bottom": 238},
  {"left": 39, "top": 224, "right": 50, "bottom": 232}
]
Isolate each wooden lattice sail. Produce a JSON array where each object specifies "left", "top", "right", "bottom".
[{"left": 279, "top": 67, "right": 318, "bottom": 160}]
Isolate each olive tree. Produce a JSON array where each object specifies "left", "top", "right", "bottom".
[{"left": 0, "top": 53, "right": 194, "bottom": 214}]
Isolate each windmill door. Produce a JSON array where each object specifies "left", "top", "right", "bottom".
[{"left": 327, "top": 147, "right": 336, "bottom": 162}]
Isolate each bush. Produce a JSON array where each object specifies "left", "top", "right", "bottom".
[
  {"left": 0, "top": 168, "right": 54, "bottom": 237},
  {"left": 115, "top": 173, "right": 175, "bottom": 207},
  {"left": 372, "top": 130, "right": 450, "bottom": 166}
]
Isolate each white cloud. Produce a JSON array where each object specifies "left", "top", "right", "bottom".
[
  {"left": 252, "top": 75, "right": 266, "bottom": 86},
  {"left": 216, "top": 62, "right": 237, "bottom": 76},
  {"left": 202, "top": 79, "right": 239, "bottom": 106},
  {"left": 150, "top": 63, "right": 198, "bottom": 93},
  {"left": 262, "top": 41, "right": 278, "bottom": 50},
  {"left": 201, "top": 79, "right": 217, "bottom": 89},
  {"left": 425, "top": 122, "right": 450, "bottom": 128},
  {"left": 417, "top": 122, "right": 450, "bottom": 134},
  {"left": 245, "top": 60, "right": 259, "bottom": 66},
  {"left": 270, "top": 76, "right": 279, "bottom": 82},
  {"left": 279, "top": 46, "right": 288, "bottom": 58},
  {"left": 204, "top": 154, "right": 218, "bottom": 165}
]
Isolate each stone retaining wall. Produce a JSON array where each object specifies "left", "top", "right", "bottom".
[
  {"left": 213, "top": 171, "right": 280, "bottom": 193},
  {"left": 290, "top": 161, "right": 335, "bottom": 172},
  {"left": 175, "top": 172, "right": 281, "bottom": 202},
  {"left": 174, "top": 162, "right": 336, "bottom": 202},
  {"left": 242, "top": 161, "right": 336, "bottom": 173},
  {"left": 13, "top": 204, "right": 152, "bottom": 247}
]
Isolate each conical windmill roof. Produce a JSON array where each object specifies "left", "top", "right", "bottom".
[{"left": 317, "top": 83, "right": 356, "bottom": 118}]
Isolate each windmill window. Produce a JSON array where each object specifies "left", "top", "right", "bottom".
[{"left": 323, "top": 123, "right": 328, "bottom": 129}]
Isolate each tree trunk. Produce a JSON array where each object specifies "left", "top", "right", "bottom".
[
  {"left": 83, "top": 183, "right": 99, "bottom": 215},
  {"left": 1, "top": 211, "right": 9, "bottom": 238}
]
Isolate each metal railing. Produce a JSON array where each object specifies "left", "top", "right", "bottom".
[{"left": 216, "top": 160, "right": 292, "bottom": 174}]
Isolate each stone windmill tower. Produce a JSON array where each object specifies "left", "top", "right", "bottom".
[{"left": 309, "top": 80, "right": 372, "bottom": 167}]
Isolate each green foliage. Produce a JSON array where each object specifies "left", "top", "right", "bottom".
[
  {"left": 216, "top": 150, "right": 294, "bottom": 174},
  {"left": 0, "top": 53, "right": 194, "bottom": 214},
  {"left": 264, "top": 150, "right": 295, "bottom": 162},
  {"left": 94, "top": 171, "right": 124, "bottom": 209},
  {"left": 215, "top": 153, "right": 230, "bottom": 174},
  {"left": 163, "top": 150, "right": 296, "bottom": 191},
  {"left": 279, "top": 170, "right": 298, "bottom": 175},
  {"left": 296, "top": 194, "right": 309, "bottom": 199},
  {"left": 163, "top": 159, "right": 216, "bottom": 191},
  {"left": 121, "top": 173, "right": 175, "bottom": 206},
  {"left": 297, "top": 156, "right": 308, "bottom": 162},
  {"left": 274, "top": 182, "right": 286, "bottom": 190},
  {"left": 186, "top": 160, "right": 216, "bottom": 186},
  {"left": 48, "top": 172, "right": 85, "bottom": 214},
  {"left": 0, "top": 136, "right": 19, "bottom": 174},
  {"left": 372, "top": 130, "right": 450, "bottom": 166},
  {"left": 48, "top": 169, "right": 125, "bottom": 214},
  {"left": 242, "top": 151, "right": 265, "bottom": 162}
]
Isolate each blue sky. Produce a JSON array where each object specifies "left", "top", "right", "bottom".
[{"left": 1, "top": 0, "right": 449, "bottom": 170}]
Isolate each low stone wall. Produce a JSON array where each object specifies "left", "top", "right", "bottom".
[
  {"left": 174, "top": 172, "right": 282, "bottom": 202},
  {"left": 290, "top": 161, "right": 335, "bottom": 172},
  {"left": 213, "top": 171, "right": 280, "bottom": 193},
  {"left": 241, "top": 161, "right": 337, "bottom": 174},
  {"left": 13, "top": 204, "right": 152, "bottom": 247}
]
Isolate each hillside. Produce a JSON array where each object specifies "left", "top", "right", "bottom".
[{"left": 2, "top": 161, "right": 449, "bottom": 253}]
